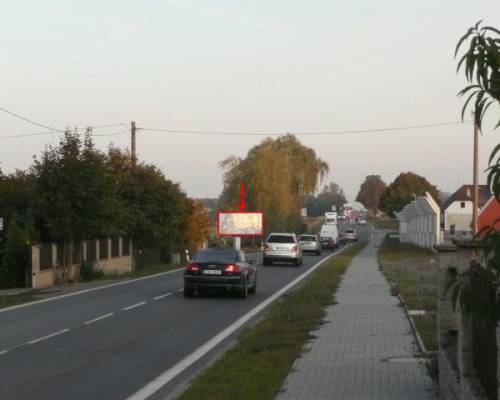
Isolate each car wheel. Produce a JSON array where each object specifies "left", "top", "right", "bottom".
[
  {"left": 249, "top": 275, "right": 257, "bottom": 294},
  {"left": 317, "top": 250, "right": 321, "bottom": 256},
  {"left": 184, "top": 287, "right": 194, "bottom": 297},
  {"left": 239, "top": 279, "right": 248, "bottom": 298},
  {"left": 263, "top": 257, "right": 272, "bottom": 266}
]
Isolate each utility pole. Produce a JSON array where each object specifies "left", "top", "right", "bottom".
[
  {"left": 131, "top": 121, "right": 137, "bottom": 166},
  {"left": 472, "top": 119, "right": 479, "bottom": 235}
]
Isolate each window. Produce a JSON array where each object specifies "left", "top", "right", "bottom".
[
  {"left": 299, "top": 235, "right": 316, "bottom": 242},
  {"left": 267, "top": 235, "right": 295, "bottom": 243},
  {"left": 460, "top": 201, "right": 466, "bottom": 209},
  {"left": 194, "top": 249, "right": 238, "bottom": 263}
]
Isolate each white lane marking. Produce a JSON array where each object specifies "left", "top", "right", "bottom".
[
  {"left": 175, "top": 288, "right": 184, "bottom": 293},
  {"left": 123, "top": 301, "right": 146, "bottom": 311},
  {"left": 0, "top": 268, "right": 184, "bottom": 314},
  {"left": 125, "top": 246, "right": 350, "bottom": 400},
  {"left": 28, "top": 329, "right": 70, "bottom": 345},
  {"left": 84, "top": 313, "right": 114, "bottom": 325},
  {"left": 0, "top": 350, "right": 8, "bottom": 356},
  {"left": 154, "top": 293, "right": 173, "bottom": 301}
]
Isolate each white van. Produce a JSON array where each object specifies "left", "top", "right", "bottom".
[{"left": 319, "top": 224, "right": 339, "bottom": 250}]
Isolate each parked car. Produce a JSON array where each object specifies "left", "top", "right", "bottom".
[
  {"left": 319, "top": 224, "right": 339, "bottom": 250},
  {"left": 344, "top": 228, "right": 358, "bottom": 242},
  {"left": 357, "top": 218, "right": 367, "bottom": 225},
  {"left": 263, "top": 233, "right": 303, "bottom": 266},
  {"left": 184, "top": 248, "right": 257, "bottom": 298},
  {"left": 298, "top": 234, "right": 322, "bottom": 255}
]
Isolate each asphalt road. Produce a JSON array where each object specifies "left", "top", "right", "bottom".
[{"left": 0, "top": 223, "right": 372, "bottom": 400}]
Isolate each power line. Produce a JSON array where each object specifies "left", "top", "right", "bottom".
[
  {"left": 0, "top": 129, "right": 129, "bottom": 141},
  {"left": 0, "top": 106, "right": 65, "bottom": 132},
  {"left": 138, "top": 120, "right": 471, "bottom": 136},
  {"left": 90, "top": 123, "right": 129, "bottom": 130},
  {"left": 0, "top": 130, "right": 61, "bottom": 140},
  {"left": 93, "top": 130, "right": 129, "bottom": 137}
]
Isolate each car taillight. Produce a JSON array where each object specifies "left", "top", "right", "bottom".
[
  {"left": 225, "top": 264, "right": 241, "bottom": 273},
  {"left": 186, "top": 263, "right": 200, "bottom": 272},
  {"left": 291, "top": 245, "right": 297, "bottom": 252}
]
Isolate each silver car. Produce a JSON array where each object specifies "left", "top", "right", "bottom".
[
  {"left": 263, "top": 233, "right": 303, "bottom": 266},
  {"left": 299, "top": 234, "right": 322, "bottom": 256}
]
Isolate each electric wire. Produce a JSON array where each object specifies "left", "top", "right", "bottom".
[
  {"left": 0, "top": 106, "right": 65, "bottom": 132},
  {"left": 138, "top": 120, "right": 471, "bottom": 136}
]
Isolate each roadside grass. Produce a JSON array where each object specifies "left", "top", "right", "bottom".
[
  {"left": 178, "top": 241, "right": 368, "bottom": 400},
  {"left": 0, "top": 293, "right": 35, "bottom": 310},
  {"left": 378, "top": 236, "right": 438, "bottom": 351},
  {"left": 368, "top": 218, "right": 399, "bottom": 230}
]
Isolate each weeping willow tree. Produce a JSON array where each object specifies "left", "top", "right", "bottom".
[{"left": 218, "top": 134, "right": 329, "bottom": 233}]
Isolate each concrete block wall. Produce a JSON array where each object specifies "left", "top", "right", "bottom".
[
  {"left": 30, "top": 237, "right": 133, "bottom": 288},
  {"left": 436, "top": 242, "right": 493, "bottom": 400},
  {"left": 396, "top": 192, "right": 441, "bottom": 249}
]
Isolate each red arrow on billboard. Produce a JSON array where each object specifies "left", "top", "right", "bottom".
[{"left": 239, "top": 181, "right": 245, "bottom": 211}]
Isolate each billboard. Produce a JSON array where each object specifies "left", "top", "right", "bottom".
[{"left": 217, "top": 212, "right": 264, "bottom": 237}]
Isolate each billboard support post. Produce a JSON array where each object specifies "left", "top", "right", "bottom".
[{"left": 234, "top": 237, "right": 241, "bottom": 250}]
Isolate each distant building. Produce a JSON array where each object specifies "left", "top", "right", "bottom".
[
  {"left": 442, "top": 184, "right": 491, "bottom": 233},
  {"left": 478, "top": 196, "right": 500, "bottom": 232}
]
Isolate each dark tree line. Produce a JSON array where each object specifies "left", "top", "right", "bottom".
[{"left": 0, "top": 131, "right": 209, "bottom": 288}]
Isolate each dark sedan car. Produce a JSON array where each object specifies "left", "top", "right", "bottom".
[{"left": 184, "top": 248, "right": 257, "bottom": 298}]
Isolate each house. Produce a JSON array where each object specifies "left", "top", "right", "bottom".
[
  {"left": 478, "top": 196, "right": 500, "bottom": 232},
  {"left": 442, "top": 184, "right": 491, "bottom": 233}
]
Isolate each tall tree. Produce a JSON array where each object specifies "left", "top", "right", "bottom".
[
  {"left": 379, "top": 172, "right": 439, "bottom": 217},
  {"left": 355, "top": 175, "right": 387, "bottom": 214},
  {"left": 305, "top": 182, "right": 347, "bottom": 217},
  {"left": 31, "top": 131, "right": 124, "bottom": 242},
  {"left": 218, "top": 134, "right": 328, "bottom": 233}
]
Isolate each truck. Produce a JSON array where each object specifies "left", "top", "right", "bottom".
[{"left": 324, "top": 211, "right": 337, "bottom": 225}]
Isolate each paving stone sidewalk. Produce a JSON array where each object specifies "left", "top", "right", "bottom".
[{"left": 276, "top": 232, "right": 436, "bottom": 400}]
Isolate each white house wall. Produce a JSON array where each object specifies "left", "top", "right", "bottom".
[{"left": 444, "top": 200, "right": 473, "bottom": 231}]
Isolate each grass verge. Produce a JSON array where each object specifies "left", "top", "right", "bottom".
[
  {"left": 378, "top": 236, "right": 437, "bottom": 351},
  {"left": 368, "top": 218, "right": 399, "bottom": 230},
  {"left": 0, "top": 293, "right": 35, "bottom": 310},
  {"left": 178, "top": 241, "right": 368, "bottom": 400}
]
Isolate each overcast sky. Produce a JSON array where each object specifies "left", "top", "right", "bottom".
[{"left": 1, "top": 0, "right": 499, "bottom": 203}]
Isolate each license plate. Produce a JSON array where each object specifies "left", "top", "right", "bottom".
[{"left": 203, "top": 269, "right": 221, "bottom": 275}]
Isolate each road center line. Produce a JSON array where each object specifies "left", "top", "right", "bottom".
[
  {"left": 28, "top": 329, "right": 70, "bottom": 345},
  {"left": 154, "top": 293, "right": 173, "bottom": 300},
  {"left": 123, "top": 301, "right": 146, "bottom": 311},
  {"left": 84, "top": 313, "right": 114, "bottom": 325},
  {"left": 125, "top": 246, "right": 350, "bottom": 400}
]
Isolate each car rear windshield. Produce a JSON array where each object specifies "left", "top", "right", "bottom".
[
  {"left": 345, "top": 229, "right": 355, "bottom": 234},
  {"left": 267, "top": 235, "right": 295, "bottom": 243},
  {"left": 194, "top": 250, "right": 238, "bottom": 263},
  {"left": 299, "top": 235, "right": 316, "bottom": 241}
]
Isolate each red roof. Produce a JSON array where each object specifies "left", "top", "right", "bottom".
[{"left": 442, "top": 185, "right": 491, "bottom": 211}]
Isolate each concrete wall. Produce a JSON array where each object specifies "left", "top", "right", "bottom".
[
  {"left": 395, "top": 192, "right": 440, "bottom": 249},
  {"left": 436, "top": 242, "right": 494, "bottom": 400},
  {"left": 30, "top": 237, "right": 133, "bottom": 288},
  {"left": 31, "top": 245, "right": 55, "bottom": 289}
]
